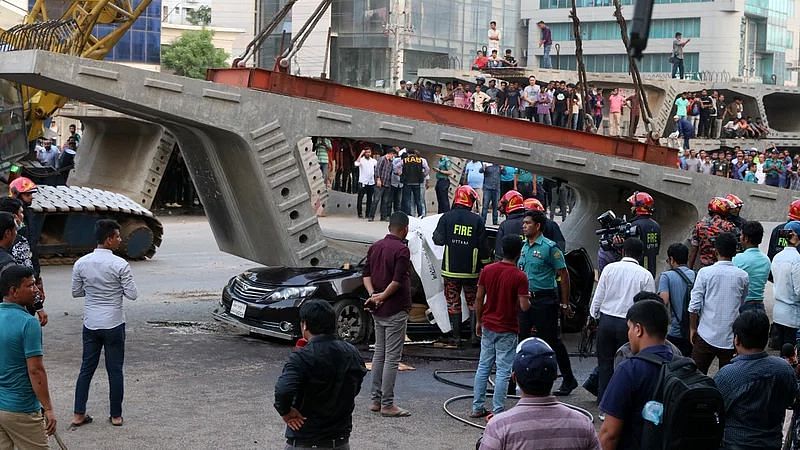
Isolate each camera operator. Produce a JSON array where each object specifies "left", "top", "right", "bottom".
[{"left": 595, "top": 192, "right": 661, "bottom": 277}]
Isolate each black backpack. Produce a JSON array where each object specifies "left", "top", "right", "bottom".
[
  {"left": 633, "top": 353, "right": 725, "bottom": 450},
  {"left": 670, "top": 268, "right": 693, "bottom": 339}
]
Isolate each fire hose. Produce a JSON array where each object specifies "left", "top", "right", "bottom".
[{"left": 434, "top": 369, "right": 594, "bottom": 430}]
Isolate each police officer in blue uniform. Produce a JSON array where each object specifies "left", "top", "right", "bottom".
[{"left": 517, "top": 210, "right": 578, "bottom": 396}]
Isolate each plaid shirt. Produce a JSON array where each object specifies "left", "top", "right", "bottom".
[{"left": 375, "top": 156, "right": 394, "bottom": 186}]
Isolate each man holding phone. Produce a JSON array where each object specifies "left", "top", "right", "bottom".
[{"left": 362, "top": 212, "right": 412, "bottom": 417}]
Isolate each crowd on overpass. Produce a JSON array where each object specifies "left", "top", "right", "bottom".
[
  {"left": 395, "top": 75, "right": 637, "bottom": 137},
  {"left": 671, "top": 90, "right": 770, "bottom": 148},
  {"left": 679, "top": 145, "right": 800, "bottom": 190}
]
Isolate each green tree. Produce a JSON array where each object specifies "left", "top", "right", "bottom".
[
  {"left": 186, "top": 5, "right": 211, "bottom": 26},
  {"left": 161, "top": 29, "right": 228, "bottom": 79}
]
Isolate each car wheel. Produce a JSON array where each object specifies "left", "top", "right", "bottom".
[{"left": 334, "top": 298, "right": 368, "bottom": 344}]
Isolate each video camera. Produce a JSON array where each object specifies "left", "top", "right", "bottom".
[{"left": 595, "top": 210, "right": 639, "bottom": 251}]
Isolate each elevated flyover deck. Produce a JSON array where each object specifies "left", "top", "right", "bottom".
[{"left": 0, "top": 51, "right": 792, "bottom": 268}]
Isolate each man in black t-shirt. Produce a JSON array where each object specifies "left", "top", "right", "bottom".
[
  {"left": 553, "top": 82, "right": 569, "bottom": 128},
  {"left": 505, "top": 82, "right": 521, "bottom": 118}
]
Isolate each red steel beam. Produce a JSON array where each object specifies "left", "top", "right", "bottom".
[{"left": 207, "top": 68, "right": 678, "bottom": 168}]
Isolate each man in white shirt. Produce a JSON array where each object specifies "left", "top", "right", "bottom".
[
  {"left": 522, "top": 76, "right": 541, "bottom": 122},
  {"left": 770, "top": 221, "right": 800, "bottom": 349},
  {"left": 589, "top": 238, "right": 655, "bottom": 402},
  {"left": 688, "top": 232, "right": 748, "bottom": 374},
  {"left": 71, "top": 219, "right": 138, "bottom": 427},
  {"left": 354, "top": 147, "right": 377, "bottom": 219}
]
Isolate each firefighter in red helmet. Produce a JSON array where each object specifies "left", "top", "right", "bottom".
[
  {"left": 688, "top": 197, "right": 738, "bottom": 269},
  {"left": 767, "top": 199, "right": 800, "bottom": 260},
  {"left": 494, "top": 190, "right": 525, "bottom": 260},
  {"left": 725, "top": 193, "right": 746, "bottom": 230},
  {"left": 433, "top": 185, "right": 491, "bottom": 347},
  {"left": 626, "top": 192, "right": 661, "bottom": 278},
  {"left": 7, "top": 176, "right": 47, "bottom": 325}
]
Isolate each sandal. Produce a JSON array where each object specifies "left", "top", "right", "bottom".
[
  {"left": 369, "top": 402, "right": 381, "bottom": 412},
  {"left": 69, "top": 415, "right": 93, "bottom": 429},
  {"left": 109, "top": 416, "right": 123, "bottom": 427}
]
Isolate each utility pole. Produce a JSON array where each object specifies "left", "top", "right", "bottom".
[{"left": 385, "top": 0, "right": 413, "bottom": 91}]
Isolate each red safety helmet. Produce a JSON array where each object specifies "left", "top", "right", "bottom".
[
  {"left": 453, "top": 185, "right": 478, "bottom": 209},
  {"left": 8, "top": 177, "right": 37, "bottom": 197},
  {"left": 523, "top": 198, "right": 545, "bottom": 212},
  {"left": 627, "top": 191, "right": 654, "bottom": 216},
  {"left": 499, "top": 190, "right": 525, "bottom": 215},
  {"left": 789, "top": 199, "right": 800, "bottom": 221},
  {"left": 725, "top": 194, "right": 743, "bottom": 209},
  {"left": 708, "top": 197, "right": 733, "bottom": 216}
]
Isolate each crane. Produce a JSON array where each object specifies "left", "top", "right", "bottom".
[{"left": 0, "top": 0, "right": 154, "bottom": 142}]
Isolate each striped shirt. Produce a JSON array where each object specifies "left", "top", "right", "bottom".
[{"left": 480, "top": 396, "right": 600, "bottom": 450}]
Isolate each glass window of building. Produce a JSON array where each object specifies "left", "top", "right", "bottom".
[
  {"left": 96, "top": 0, "right": 162, "bottom": 64},
  {"left": 549, "top": 18, "right": 700, "bottom": 41}
]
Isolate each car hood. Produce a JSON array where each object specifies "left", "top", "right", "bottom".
[{"left": 246, "top": 266, "right": 354, "bottom": 286}]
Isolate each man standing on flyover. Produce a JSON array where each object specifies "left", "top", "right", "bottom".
[
  {"left": 71, "top": 219, "right": 138, "bottom": 427},
  {"left": 517, "top": 210, "right": 578, "bottom": 396},
  {"left": 274, "top": 300, "right": 366, "bottom": 449},
  {"left": 362, "top": 212, "right": 412, "bottom": 418}
]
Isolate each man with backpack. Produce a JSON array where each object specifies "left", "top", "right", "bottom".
[
  {"left": 714, "top": 310, "right": 797, "bottom": 450},
  {"left": 657, "top": 243, "right": 695, "bottom": 358},
  {"left": 599, "top": 299, "right": 724, "bottom": 450}
]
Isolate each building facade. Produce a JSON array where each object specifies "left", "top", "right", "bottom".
[
  {"left": 257, "top": 0, "right": 521, "bottom": 90},
  {"left": 523, "top": 0, "right": 800, "bottom": 85}
]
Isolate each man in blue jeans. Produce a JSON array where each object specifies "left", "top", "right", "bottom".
[
  {"left": 471, "top": 236, "right": 530, "bottom": 418},
  {"left": 481, "top": 164, "right": 501, "bottom": 226},
  {"left": 71, "top": 219, "right": 138, "bottom": 428}
]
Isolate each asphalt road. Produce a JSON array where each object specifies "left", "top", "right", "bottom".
[{"left": 38, "top": 214, "right": 738, "bottom": 449}]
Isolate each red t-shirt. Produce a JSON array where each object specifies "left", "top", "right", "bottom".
[{"left": 478, "top": 261, "right": 530, "bottom": 334}]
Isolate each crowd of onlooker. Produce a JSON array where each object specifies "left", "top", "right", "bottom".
[
  {"left": 679, "top": 145, "right": 800, "bottom": 189},
  {"left": 671, "top": 90, "right": 771, "bottom": 151},
  {"left": 395, "top": 75, "right": 644, "bottom": 137}
]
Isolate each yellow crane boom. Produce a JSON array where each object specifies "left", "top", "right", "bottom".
[{"left": 0, "top": 0, "right": 153, "bottom": 141}]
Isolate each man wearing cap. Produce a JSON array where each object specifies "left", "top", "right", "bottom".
[
  {"left": 480, "top": 338, "right": 599, "bottom": 450},
  {"left": 768, "top": 200, "right": 800, "bottom": 261},
  {"left": 764, "top": 149, "right": 785, "bottom": 188},
  {"left": 770, "top": 221, "right": 800, "bottom": 349}
]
